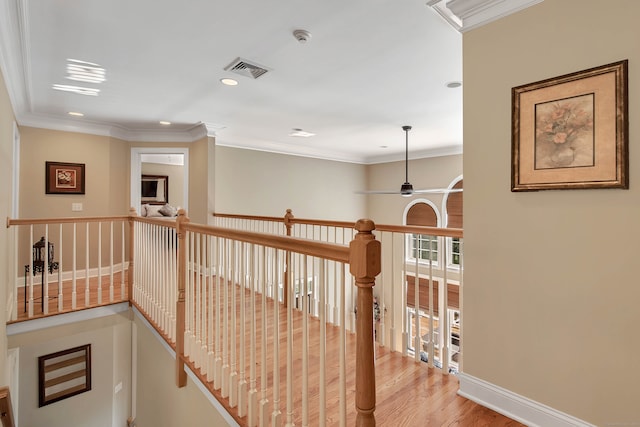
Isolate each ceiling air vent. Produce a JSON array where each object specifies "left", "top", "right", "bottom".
[{"left": 224, "top": 57, "right": 270, "bottom": 80}]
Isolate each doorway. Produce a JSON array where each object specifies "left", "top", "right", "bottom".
[{"left": 130, "top": 147, "right": 189, "bottom": 214}]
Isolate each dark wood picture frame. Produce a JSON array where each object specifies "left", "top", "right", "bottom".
[
  {"left": 511, "top": 60, "right": 628, "bottom": 191},
  {"left": 38, "top": 344, "right": 91, "bottom": 407},
  {"left": 141, "top": 174, "right": 169, "bottom": 204},
  {"left": 45, "top": 161, "right": 86, "bottom": 195}
]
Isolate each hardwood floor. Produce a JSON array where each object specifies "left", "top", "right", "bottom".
[
  {"left": 11, "top": 271, "right": 128, "bottom": 323},
  {"left": 11, "top": 273, "right": 523, "bottom": 426}
]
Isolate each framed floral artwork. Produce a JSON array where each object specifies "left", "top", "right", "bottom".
[
  {"left": 511, "top": 60, "right": 628, "bottom": 191},
  {"left": 45, "top": 161, "right": 85, "bottom": 194}
]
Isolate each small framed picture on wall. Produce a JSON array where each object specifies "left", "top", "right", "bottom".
[{"left": 45, "top": 161, "right": 86, "bottom": 195}]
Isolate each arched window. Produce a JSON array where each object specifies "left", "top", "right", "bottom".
[
  {"left": 443, "top": 177, "right": 463, "bottom": 266},
  {"left": 405, "top": 200, "right": 439, "bottom": 264},
  {"left": 445, "top": 179, "right": 463, "bottom": 228}
]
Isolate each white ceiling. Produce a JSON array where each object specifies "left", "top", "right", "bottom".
[{"left": 0, "top": 0, "right": 541, "bottom": 164}]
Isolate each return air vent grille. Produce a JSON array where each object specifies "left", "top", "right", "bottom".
[{"left": 224, "top": 57, "right": 270, "bottom": 79}]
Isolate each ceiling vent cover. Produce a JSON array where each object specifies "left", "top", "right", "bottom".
[{"left": 224, "top": 57, "right": 270, "bottom": 79}]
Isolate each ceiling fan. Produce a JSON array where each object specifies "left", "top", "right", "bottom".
[{"left": 358, "top": 125, "right": 463, "bottom": 197}]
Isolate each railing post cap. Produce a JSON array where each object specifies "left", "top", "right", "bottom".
[{"left": 355, "top": 219, "right": 375, "bottom": 233}]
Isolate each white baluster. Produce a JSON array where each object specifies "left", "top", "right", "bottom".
[
  {"left": 339, "top": 263, "right": 347, "bottom": 427},
  {"left": 284, "top": 251, "right": 293, "bottom": 427},
  {"left": 98, "top": 222, "right": 102, "bottom": 305},
  {"left": 121, "top": 222, "right": 125, "bottom": 300},
  {"left": 248, "top": 244, "right": 258, "bottom": 427},
  {"left": 107, "top": 221, "right": 113, "bottom": 302},
  {"left": 238, "top": 242, "right": 248, "bottom": 417},
  {"left": 221, "top": 239, "right": 230, "bottom": 398},
  {"left": 207, "top": 235, "right": 215, "bottom": 383},
  {"left": 302, "top": 255, "right": 309, "bottom": 427},
  {"left": 28, "top": 226, "right": 34, "bottom": 317},
  {"left": 259, "top": 246, "right": 269, "bottom": 427},
  {"left": 442, "top": 235, "right": 449, "bottom": 374},
  {"left": 72, "top": 223, "right": 77, "bottom": 310},
  {"left": 58, "top": 223, "right": 63, "bottom": 312},
  {"left": 229, "top": 241, "right": 238, "bottom": 407},
  {"left": 319, "top": 259, "right": 326, "bottom": 427}
]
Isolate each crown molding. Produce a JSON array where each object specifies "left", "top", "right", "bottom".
[
  {"left": 0, "top": 0, "right": 30, "bottom": 116},
  {"left": 428, "top": 0, "right": 543, "bottom": 32},
  {"left": 364, "top": 144, "right": 463, "bottom": 165},
  {"left": 19, "top": 111, "right": 208, "bottom": 143}
]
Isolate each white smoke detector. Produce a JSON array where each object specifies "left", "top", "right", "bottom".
[{"left": 293, "top": 29, "right": 312, "bottom": 43}]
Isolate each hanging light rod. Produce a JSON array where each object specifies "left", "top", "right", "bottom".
[{"left": 400, "top": 125, "right": 413, "bottom": 197}]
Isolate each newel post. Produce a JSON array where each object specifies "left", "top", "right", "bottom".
[
  {"left": 127, "top": 207, "right": 137, "bottom": 306},
  {"left": 350, "top": 219, "right": 380, "bottom": 427},
  {"left": 175, "top": 209, "right": 189, "bottom": 387},
  {"left": 283, "top": 209, "right": 294, "bottom": 307}
]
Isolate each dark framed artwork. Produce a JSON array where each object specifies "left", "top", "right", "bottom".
[
  {"left": 141, "top": 174, "right": 169, "bottom": 204},
  {"left": 45, "top": 161, "right": 86, "bottom": 194},
  {"left": 38, "top": 344, "right": 91, "bottom": 407},
  {"left": 511, "top": 60, "right": 628, "bottom": 191}
]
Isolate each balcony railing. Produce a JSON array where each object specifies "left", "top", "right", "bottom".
[
  {"left": 214, "top": 210, "right": 464, "bottom": 373},
  {"left": 7, "top": 210, "right": 381, "bottom": 426},
  {"left": 7, "top": 208, "right": 463, "bottom": 426}
]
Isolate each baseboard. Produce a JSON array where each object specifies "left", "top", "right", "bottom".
[
  {"left": 457, "top": 373, "right": 596, "bottom": 427},
  {"left": 16, "top": 262, "right": 130, "bottom": 287}
]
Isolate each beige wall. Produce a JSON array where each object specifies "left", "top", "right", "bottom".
[
  {"left": 133, "top": 314, "right": 234, "bottom": 427},
  {"left": 8, "top": 313, "right": 132, "bottom": 427},
  {"left": 0, "top": 61, "right": 16, "bottom": 385},
  {"left": 19, "top": 127, "right": 129, "bottom": 218},
  {"left": 215, "top": 146, "right": 367, "bottom": 221},
  {"left": 188, "top": 136, "right": 211, "bottom": 224},
  {"left": 367, "top": 154, "right": 462, "bottom": 225},
  {"left": 463, "top": 1, "right": 639, "bottom": 425}
]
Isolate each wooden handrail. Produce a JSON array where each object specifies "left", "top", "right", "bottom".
[
  {"left": 213, "top": 211, "right": 463, "bottom": 238},
  {"left": 184, "top": 222, "right": 350, "bottom": 264},
  {"left": 0, "top": 387, "right": 15, "bottom": 427},
  {"left": 7, "top": 215, "right": 130, "bottom": 227}
]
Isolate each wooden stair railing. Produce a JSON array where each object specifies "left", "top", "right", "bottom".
[
  {"left": 214, "top": 210, "right": 464, "bottom": 375},
  {"left": 166, "top": 210, "right": 381, "bottom": 425}
]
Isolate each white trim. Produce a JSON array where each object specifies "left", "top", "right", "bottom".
[
  {"left": 458, "top": 373, "right": 596, "bottom": 427},
  {"left": 428, "top": 0, "right": 544, "bottom": 33},
  {"left": 16, "top": 262, "right": 130, "bottom": 287},
  {"left": 441, "top": 174, "right": 463, "bottom": 226},
  {"left": 11, "top": 121, "right": 20, "bottom": 218},
  {"left": 6, "top": 302, "right": 129, "bottom": 335},
  {"left": 403, "top": 198, "right": 442, "bottom": 227},
  {"left": 132, "top": 307, "right": 240, "bottom": 427},
  {"left": 6, "top": 348, "right": 19, "bottom": 427}
]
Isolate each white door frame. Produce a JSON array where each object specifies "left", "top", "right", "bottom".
[{"left": 130, "top": 147, "right": 189, "bottom": 214}]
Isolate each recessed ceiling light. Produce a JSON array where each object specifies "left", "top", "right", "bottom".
[
  {"left": 159, "top": 121, "right": 171, "bottom": 125},
  {"left": 220, "top": 78, "right": 238, "bottom": 86},
  {"left": 52, "top": 84, "right": 100, "bottom": 96},
  {"left": 446, "top": 81, "right": 462, "bottom": 88},
  {"left": 289, "top": 128, "right": 316, "bottom": 138},
  {"left": 68, "top": 111, "right": 84, "bottom": 117}
]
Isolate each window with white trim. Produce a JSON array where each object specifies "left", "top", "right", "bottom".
[
  {"left": 445, "top": 179, "right": 463, "bottom": 267},
  {"left": 405, "top": 201, "right": 439, "bottom": 265}
]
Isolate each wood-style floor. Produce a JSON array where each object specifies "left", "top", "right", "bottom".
[
  {"left": 12, "top": 274, "right": 523, "bottom": 426},
  {"left": 11, "top": 271, "right": 128, "bottom": 322}
]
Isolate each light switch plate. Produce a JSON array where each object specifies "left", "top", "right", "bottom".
[{"left": 71, "top": 203, "right": 83, "bottom": 211}]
